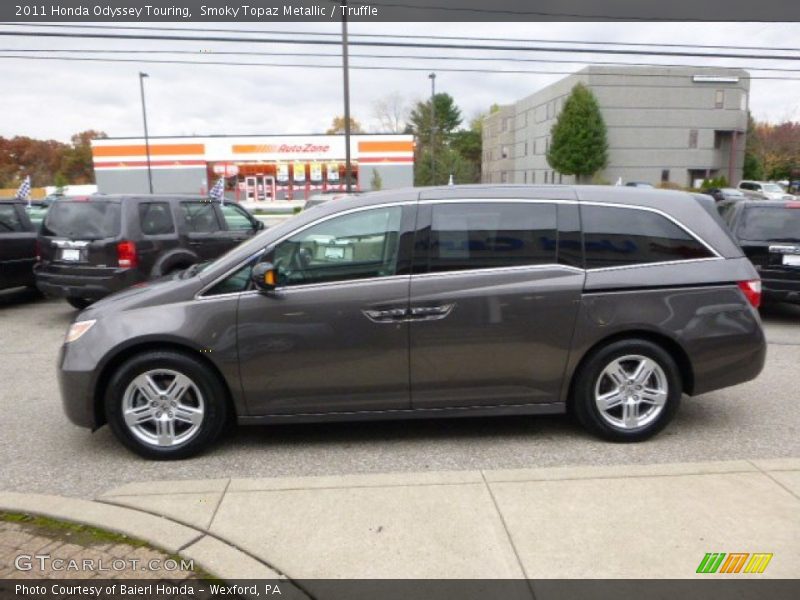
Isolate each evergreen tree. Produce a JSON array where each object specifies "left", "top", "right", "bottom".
[{"left": 546, "top": 84, "right": 608, "bottom": 183}]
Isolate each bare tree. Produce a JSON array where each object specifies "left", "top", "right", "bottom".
[{"left": 372, "top": 92, "right": 409, "bottom": 133}]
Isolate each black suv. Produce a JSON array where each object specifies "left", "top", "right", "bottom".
[
  {"left": 35, "top": 195, "right": 263, "bottom": 309},
  {"left": 0, "top": 198, "right": 38, "bottom": 293},
  {"left": 717, "top": 198, "right": 800, "bottom": 304}
]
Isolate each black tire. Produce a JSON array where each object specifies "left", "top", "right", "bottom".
[
  {"left": 105, "top": 350, "right": 229, "bottom": 460},
  {"left": 572, "top": 339, "right": 682, "bottom": 442},
  {"left": 67, "top": 297, "right": 93, "bottom": 310}
]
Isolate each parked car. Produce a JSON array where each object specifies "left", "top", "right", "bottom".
[
  {"left": 57, "top": 185, "right": 766, "bottom": 459},
  {"left": 624, "top": 181, "right": 654, "bottom": 188},
  {"left": 738, "top": 180, "right": 796, "bottom": 201},
  {"left": 705, "top": 187, "right": 746, "bottom": 203},
  {"left": 0, "top": 198, "right": 39, "bottom": 292},
  {"left": 717, "top": 198, "right": 800, "bottom": 304},
  {"left": 36, "top": 195, "right": 264, "bottom": 309}
]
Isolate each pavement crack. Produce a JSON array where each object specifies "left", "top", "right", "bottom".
[
  {"left": 480, "top": 470, "right": 537, "bottom": 600},
  {"left": 206, "top": 478, "right": 231, "bottom": 531},
  {"left": 747, "top": 460, "right": 800, "bottom": 502}
]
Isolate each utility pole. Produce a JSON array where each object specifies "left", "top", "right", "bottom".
[
  {"left": 339, "top": 1, "right": 353, "bottom": 193},
  {"left": 138, "top": 72, "right": 153, "bottom": 194},
  {"left": 429, "top": 72, "right": 436, "bottom": 186}
]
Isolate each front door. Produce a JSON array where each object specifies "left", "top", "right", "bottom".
[
  {"left": 237, "top": 203, "right": 416, "bottom": 415},
  {"left": 0, "top": 203, "right": 36, "bottom": 289},
  {"left": 408, "top": 197, "right": 584, "bottom": 409}
]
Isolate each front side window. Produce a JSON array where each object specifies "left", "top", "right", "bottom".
[
  {"left": 582, "top": 205, "right": 714, "bottom": 268},
  {"left": 0, "top": 205, "right": 23, "bottom": 233},
  {"left": 270, "top": 206, "right": 402, "bottom": 286},
  {"left": 181, "top": 202, "right": 222, "bottom": 233},
  {"left": 425, "top": 202, "right": 557, "bottom": 273},
  {"left": 220, "top": 204, "right": 257, "bottom": 231},
  {"left": 138, "top": 202, "right": 175, "bottom": 235}
]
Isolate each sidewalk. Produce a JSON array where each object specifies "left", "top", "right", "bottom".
[{"left": 1, "top": 459, "right": 798, "bottom": 581}]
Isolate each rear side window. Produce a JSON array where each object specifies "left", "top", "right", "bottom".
[
  {"left": 0, "top": 205, "right": 23, "bottom": 233},
  {"left": 41, "top": 201, "right": 121, "bottom": 239},
  {"left": 138, "top": 202, "right": 175, "bottom": 235},
  {"left": 426, "top": 202, "right": 557, "bottom": 272},
  {"left": 181, "top": 202, "right": 221, "bottom": 233},
  {"left": 582, "top": 205, "right": 714, "bottom": 269},
  {"left": 738, "top": 206, "right": 800, "bottom": 242}
]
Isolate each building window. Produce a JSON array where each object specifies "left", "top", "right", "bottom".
[
  {"left": 531, "top": 171, "right": 535, "bottom": 183},
  {"left": 661, "top": 169, "right": 670, "bottom": 183},
  {"left": 523, "top": 171, "right": 528, "bottom": 183},
  {"left": 715, "top": 90, "right": 725, "bottom": 109},
  {"left": 532, "top": 139, "right": 537, "bottom": 154},
  {"left": 688, "top": 129, "right": 698, "bottom": 149},
  {"left": 500, "top": 171, "right": 508, "bottom": 183},
  {"left": 524, "top": 142, "right": 528, "bottom": 156},
  {"left": 559, "top": 173, "right": 563, "bottom": 184},
  {"left": 501, "top": 145, "right": 509, "bottom": 159},
  {"left": 714, "top": 131, "right": 724, "bottom": 149},
  {"left": 546, "top": 137, "right": 550, "bottom": 152}
]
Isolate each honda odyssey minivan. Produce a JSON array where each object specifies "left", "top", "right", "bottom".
[{"left": 58, "top": 185, "right": 766, "bottom": 459}]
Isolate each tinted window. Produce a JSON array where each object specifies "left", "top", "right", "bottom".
[
  {"left": 220, "top": 204, "right": 256, "bottom": 231},
  {"left": 582, "top": 206, "right": 713, "bottom": 268},
  {"left": 271, "top": 206, "right": 402, "bottom": 286},
  {"left": 181, "top": 202, "right": 221, "bottom": 233},
  {"left": 0, "top": 205, "right": 23, "bottom": 233},
  {"left": 738, "top": 207, "right": 800, "bottom": 242},
  {"left": 41, "top": 201, "right": 121, "bottom": 239},
  {"left": 138, "top": 202, "right": 175, "bottom": 235},
  {"left": 426, "top": 203, "right": 557, "bottom": 272}
]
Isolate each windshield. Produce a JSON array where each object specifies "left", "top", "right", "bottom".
[
  {"left": 738, "top": 206, "right": 800, "bottom": 242},
  {"left": 41, "top": 201, "right": 121, "bottom": 239},
  {"left": 762, "top": 184, "right": 784, "bottom": 193}
]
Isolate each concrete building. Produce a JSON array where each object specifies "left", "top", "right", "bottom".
[
  {"left": 482, "top": 66, "right": 749, "bottom": 188},
  {"left": 91, "top": 134, "right": 414, "bottom": 202}
]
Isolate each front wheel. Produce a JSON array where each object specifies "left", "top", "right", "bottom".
[
  {"left": 105, "top": 351, "right": 228, "bottom": 459},
  {"left": 572, "top": 339, "right": 682, "bottom": 442}
]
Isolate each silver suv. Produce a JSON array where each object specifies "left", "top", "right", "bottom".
[
  {"left": 57, "top": 185, "right": 767, "bottom": 459},
  {"left": 738, "top": 180, "right": 795, "bottom": 201}
]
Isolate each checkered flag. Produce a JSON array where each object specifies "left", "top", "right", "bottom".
[
  {"left": 15, "top": 176, "right": 31, "bottom": 201},
  {"left": 208, "top": 177, "right": 225, "bottom": 205}
]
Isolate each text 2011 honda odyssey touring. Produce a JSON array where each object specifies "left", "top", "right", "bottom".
[{"left": 58, "top": 186, "right": 766, "bottom": 459}]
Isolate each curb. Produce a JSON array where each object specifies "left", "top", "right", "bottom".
[{"left": 0, "top": 491, "right": 286, "bottom": 584}]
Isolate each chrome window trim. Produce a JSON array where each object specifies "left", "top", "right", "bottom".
[
  {"left": 196, "top": 196, "right": 722, "bottom": 299},
  {"left": 411, "top": 264, "right": 584, "bottom": 280}
]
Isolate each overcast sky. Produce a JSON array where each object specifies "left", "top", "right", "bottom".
[{"left": 2, "top": 21, "right": 799, "bottom": 142}]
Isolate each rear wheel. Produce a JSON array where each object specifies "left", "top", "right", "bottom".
[
  {"left": 105, "top": 351, "right": 228, "bottom": 459},
  {"left": 572, "top": 339, "right": 682, "bottom": 442},
  {"left": 67, "top": 297, "right": 93, "bottom": 310}
]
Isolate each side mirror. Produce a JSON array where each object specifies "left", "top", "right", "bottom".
[
  {"left": 251, "top": 262, "right": 277, "bottom": 292},
  {"left": 255, "top": 220, "right": 266, "bottom": 231}
]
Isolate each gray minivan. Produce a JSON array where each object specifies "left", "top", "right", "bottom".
[{"left": 57, "top": 186, "right": 766, "bottom": 459}]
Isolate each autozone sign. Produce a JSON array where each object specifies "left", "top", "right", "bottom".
[{"left": 233, "top": 144, "right": 331, "bottom": 154}]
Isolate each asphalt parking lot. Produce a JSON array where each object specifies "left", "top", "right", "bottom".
[{"left": 1, "top": 289, "right": 799, "bottom": 499}]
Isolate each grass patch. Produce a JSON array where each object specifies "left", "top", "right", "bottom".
[{"left": 1, "top": 511, "right": 149, "bottom": 547}]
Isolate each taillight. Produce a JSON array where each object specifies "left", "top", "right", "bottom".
[
  {"left": 786, "top": 201, "right": 800, "bottom": 208},
  {"left": 117, "top": 240, "right": 138, "bottom": 268},
  {"left": 738, "top": 280, "right": 762, "bottom": 309}
]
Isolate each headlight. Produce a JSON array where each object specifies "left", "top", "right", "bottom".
[{"left": 65, "top": 320, "right": 96, "bottom": 343}]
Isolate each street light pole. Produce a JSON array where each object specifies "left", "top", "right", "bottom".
[
  {"left": 428, "top": 73, "right": 436, "bottom": 186},
  {"left": 138, "top": 72, "right": 153, "bottom": 194},
  {"left": 339, "top": 1, "right": 353, "bottom": 193}
]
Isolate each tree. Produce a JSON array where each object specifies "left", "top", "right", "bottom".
[
  {"left": 546, "top": 83, "right": 608, "bottom": 183},
  {"left": 408, "top": 93, "right": 463, "bottom": 146},
  {"left": 372, "top": 92, "right": 408, "bottom": 133},
  {"left": 59, "top": 130, "right": 107, "bottom": 184},
  {"left": 326, "top": 116, "right": 363, "bottom": 135},
  {"left": 449, "top": 115, "right": 484, "bottom": 184}
]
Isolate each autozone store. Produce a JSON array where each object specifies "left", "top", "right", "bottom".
[{"left": 91, "top": 134, "right": 415, "bottom": 201}]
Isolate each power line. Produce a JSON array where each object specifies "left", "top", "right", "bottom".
[
  {"left": 4, "top": 47, "right": 800, "bottom": 73},
  {"left": 5, "top": 22, "right": 800, "bottom": 54},
  {"left": 2, "top": 53, "right": 799, "bottom": 80},
  {"left": 1, "top": 29, "right": 800, "bottom": 62}
]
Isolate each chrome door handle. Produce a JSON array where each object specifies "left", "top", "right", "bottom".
[
  {"left": 362, "top": 307, "right": 408, "bottom": 323},
  {"left": 408, "top": 303, "right": 455, "bottom": 320}
]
